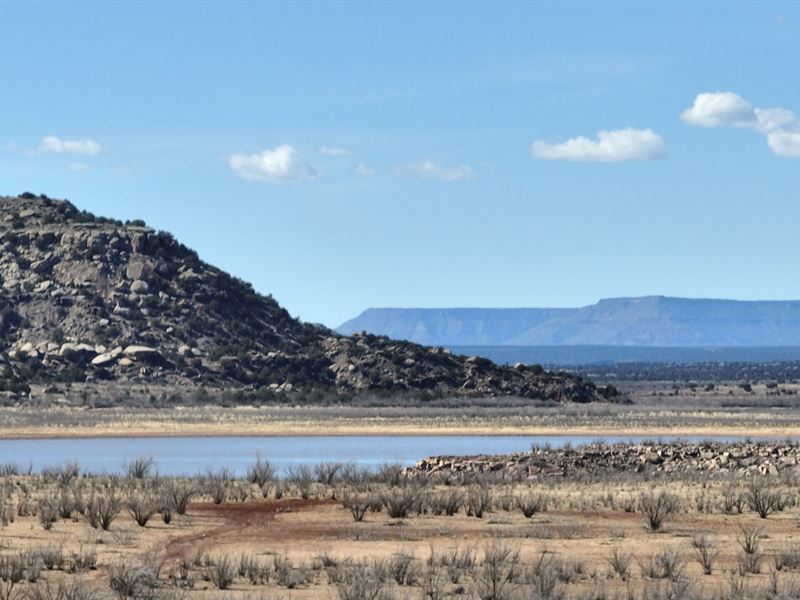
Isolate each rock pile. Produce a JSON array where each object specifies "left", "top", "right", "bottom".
[
  {"left": 414, "top": 441, "right": 800, "bottom": 479},
  {"left": 0, "top": 194, "right": 616, "bottom": 403}
]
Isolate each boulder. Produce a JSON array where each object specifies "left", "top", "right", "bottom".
[
  {"left": 130, "top": 280, "right": 150, "bottom": 294},
  {"left": 58, "top": 343, "right": 96, "bottom": 364},
  {"left": 126, "top": 260, "right": 153, "bottom": 281}
]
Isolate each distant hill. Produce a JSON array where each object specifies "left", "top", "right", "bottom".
[
  {"left": 0, "top": 194, "right": 614, "bottom": 404},
  {"left": 337, "top": 297, "right": 800, "bottom": 347}
]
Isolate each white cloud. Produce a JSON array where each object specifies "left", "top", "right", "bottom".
[
  {"left": 3, "top": 141, "right": 17, "bottom": 152},
  {"left": 395, "top": 160, "right": 475, "bottom": 181},
  {"left": 227, "top": 145, "right": 317, "bottom": 183},
  {"left": 767, "top": 130, "right": 800, "bottom": 158},
  {"left": 318, "top": 146, "right": 350, "bottom": 157},
  {"left": 681, "top": 92, "right": 756, "bottom": 127},
  {"left": 531, "top": 128, "right": 665, "bottom": 162},
  {"left": 355, "top": 163, "right": 375, "bottom": 176},
  {"left": 68, "top": 162, "right": 90, "bottom": 172},
  {"left": 682, "top": 91, "right": 800, "bottom": 158},
  {"left": 38, "top": 135, "right": 103, "bottom": 156}
]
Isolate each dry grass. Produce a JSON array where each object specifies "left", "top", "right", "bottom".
[{"left": 0, "top": 458, "right": 798, "bottom": 599}]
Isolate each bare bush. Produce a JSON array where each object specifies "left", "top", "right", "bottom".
[
  {"left": 314, "top": 462, "right": 343, "bottom": 486},
  {"left": 376, "top": 463, "right": 404, "bottom": 487},
  {"left": 127, "top": 492, "right": 155, "bottom": 527},
  {"left": 334, "top": 563, "right": 393, "bottom": 600},
  {"left": 246, "top": 454, "right": 276, "bottom": 487},
  {"left": 123, "top": 456, "right": 155, "bottom": 479},
  {"left": 207, "top": 555, "right": 236, "bottom": 590},
  {"left": 467, "top": 487, "right": 492, "bottom": 519},
  {"left": 286, "top": 465, "right": 314, "bottom": 500},
  {"left": 517, "top": 492, "right": 547, "bottom": 519},
  {"left": 86, "top": 492, "right": 121, "bottom": 530},
  {"left": 38, "top": 497, "right": 58, "bottom": 531},
  {"left": 475, "top": 542, "right": 519, "bottom": 600},
  {"left": 342, "top": 493, "right": 371, "bottom": 522},
  {"left": 387, "top": 552, "right": 418, "bottom": 586},
  {"left": 381, "top": 487, "right": 419, "bottom": 519},
  {"left": 524, "top": 550, "right": 567, "bottom": 600},
  {"left": 737, "top": 524, "right": 764, "bottom": 575},
  {"left": 639, "top": 490, "right": 679, "bottom": 531},
  {"left": 608, "top": 548, "right": 632, "bottom": 580},
  {"left": 205, "top": 469, "right": 233, "bottom": 504},
  {"left": 435, "top": 489, "right": 463, "bottom": 516},
  {"left": 746, "top": 477, "right": 781, "bottom": 519},
  {"left": 692, "top": 534, "right": 719, "bottom": 575},
  {"left": 34, "top": 544, "right": 64, "bottom": 571},
  {"left": 164, "top": 480, "right": 194, "bottom": 515},
  {"left": 25, "top": 578, "right": 101, "bottom": 600},
  {"left": 107, "top": 561, "right": 158, "bottom": 600}
]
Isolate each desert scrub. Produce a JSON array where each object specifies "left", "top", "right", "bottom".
[
  {"left": 692, "top": 534, "right": 719, "bottom": 575},
  {"left": 207, "top": 555, "right": 236, "bottom": 590},
  {"left": 381, "top": 486, "right": 419, "bottom": 518},
  {"left": 432, "top": 488, "right": 463, "bottom": 516},
  {"left": 334, "top": 563, "right": 393, "bottom": 600},
  {"left": 737, "top": 524, "right": 764, "bottom": 575},
  {"left": 123, "top": 455, "right": 155, "bottom": 479},
  {"left": 86, "top": 491, "right": 122, "bottom": 530},
  {"left": 608, "top": 548, "right": 632, "bottom": 580},
  {"left": 37, "top": 496, "right": 58, "bottom": 530},
  {"left": 205, "top": 468, "right": 233, "bottom": 504},
  {"left": 285, "top": 465, "right": 315, "bottom": 500},
  {"left": 246, "top": 454, "right": 276, "bottom": 487},
  {"left": 342, "top": 492, "right": 371, "bottom": 522},
  {"left": 516, "top": 491, "right": 547, "bottom": 519},
  {"left": 466, "top": 486, "right": 492, "bottom": 518},
  {"left": 164, "top": 480, "right": 194, "bottom": 515},
  {"left": 475, "top": 542, "right": 520, "bottom": 600},
  {"left": 107, "top": 561, "right": 159, "bottom": 599},
  {"left": 127, "top": 492, "right": 156, "bottom": 527},
  {"left": 745, "top": 477, "right": 782, "bottom": 518},
  {"left": 639, "top": 490, "right": 679, "bottom": 531}
]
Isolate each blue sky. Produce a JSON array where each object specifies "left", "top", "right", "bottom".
[{"left": 1, "top": 2, "right": 799, "bottom": 327}]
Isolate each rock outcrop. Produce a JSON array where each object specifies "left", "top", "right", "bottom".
[
  {"left": 0, "top": 193, "right": 616, "bottom": 403},
  {"left": 413, "top": 441, "right": 800, "bottom": 479}
]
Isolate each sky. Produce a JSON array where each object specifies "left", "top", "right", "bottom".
[{"left": 1, "top": 1, "right": 799, "bottom": 327}]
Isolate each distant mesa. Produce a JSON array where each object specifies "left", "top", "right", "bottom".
[{"left": 337, "top": 298, "right": 800, "bottom": 348}]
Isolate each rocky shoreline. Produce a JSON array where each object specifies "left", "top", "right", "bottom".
[{"left": 413, "top": 441, "right": 800, "bottom": 479}]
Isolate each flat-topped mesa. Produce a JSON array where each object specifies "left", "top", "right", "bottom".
[
  {"left": 0, "top": 193, "right": 616, "bottom": 404},
  {"left": 413, "top": 441, "right": 800, "bottom": 479}
]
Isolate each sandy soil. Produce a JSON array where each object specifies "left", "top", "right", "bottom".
[
  {"left": 4, "top": 484, "right": 799, "bottom": 599},
  {"left": 3, "top": 405, "right": 800, "bottom": 439}
]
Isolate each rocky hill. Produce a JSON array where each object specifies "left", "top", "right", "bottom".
[{"left": 0, "top": 194, "right": 616, "bottom": 404}]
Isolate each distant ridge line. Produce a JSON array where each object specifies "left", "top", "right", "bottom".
[{"left": 337, "top": 297, "right": 800, "bottom": 348}]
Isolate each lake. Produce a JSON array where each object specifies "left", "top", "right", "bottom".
[{"left": 0, "top": 434, "right": 778, "bottom": 475}]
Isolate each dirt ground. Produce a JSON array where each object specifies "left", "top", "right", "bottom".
[{"left": 3, "top": 475, "right": 800, "bottom": 599}]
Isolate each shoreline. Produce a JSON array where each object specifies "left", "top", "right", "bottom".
[{"left": 2, "top": 422, "right": 800, "bottom": 440}]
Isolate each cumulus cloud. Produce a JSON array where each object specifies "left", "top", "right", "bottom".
[
  {"left": 766, "top": 130, "right": 800, "bottom": 158},
  {"left": 531, "top": 128, "right": 665, "bottom": 162},
  {"left": 681, "top": 92, "right": 757, "bottom": 127},
  {"left": 318, "top": 146, "right": 350, "bottom": 157},
  {"left": 38, "top": 135, "right": 103, "bottom": 156},
  {"left": 354, "top": 163, "right": 375, "bottom": 176},
  {"left": 68, "top": 162, "right": 90, "bottom": 172},
  {"left": 395, "top": 160, "right": 475, "bottom": 181},
  {"left": 682, "top": 91, "right": 800, "bottom": 158},
  {"left": 227, "top": 145, "right": 317, "bottom": 182}
]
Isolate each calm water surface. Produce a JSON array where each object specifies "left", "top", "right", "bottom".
[{"left": 0, "top": 434, "right": 780, "bottom": 475}]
